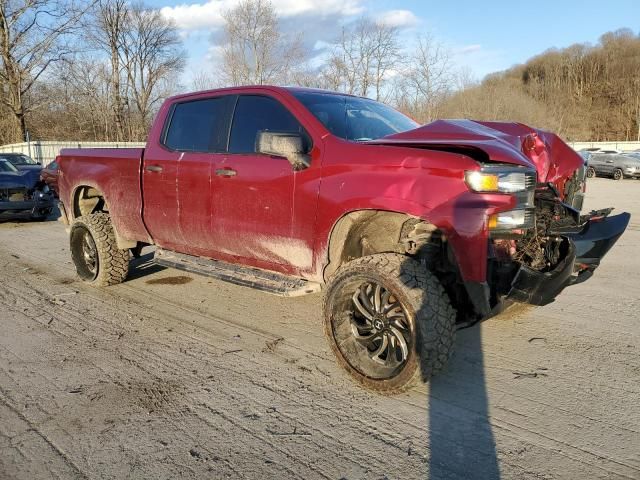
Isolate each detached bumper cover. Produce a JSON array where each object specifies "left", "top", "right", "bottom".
[
  {"left": 508, "top": 241, "right": 576, "bottom": 305},
  {"left": 508, "top": 212, "right": 630, "bottom": 306},
  {"left": 568, "top": 212, "right": 630, "bottom": 265}
]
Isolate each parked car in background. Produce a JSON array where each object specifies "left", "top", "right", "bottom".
[
  {"left": 40, "top": 159, "right": 59, "bottom": 195},
  {"left": 586, "top": 151, "right": 640, "bottom": 179},
  {"left": 0, "top": 158, "right": 54, "bottom": 221},
  {"left": 1, "top": 152, "right": 40, "bottom": 169},
  {"left": 597, "top": 149, "right": 622, "bottom": 154},
  {"left": 0, "top": 153, "right": 42, "bottom": 185}
]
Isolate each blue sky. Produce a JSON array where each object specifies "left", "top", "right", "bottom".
[{"left": 150, "top": 0, "right": 639, "bottom": 84}]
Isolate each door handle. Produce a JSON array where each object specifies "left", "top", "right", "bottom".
[
  {"left": 145, "top": 165, "right": 163, "bottom": 173},
  {"left": 215, "top": 168, "right": 237, "bottom": 177}
]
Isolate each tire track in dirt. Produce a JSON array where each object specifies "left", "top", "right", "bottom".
[
  {"left": 0, "top": 260, "right": 430, "bottom": 478},
  {"left": 2, "top": 270, "right": 636, "bottom": 480},
  {"left": 0, "top": 387, "right": 88, "bottom": 480},
  {"left": 1, "top": 268, "right": 425, "bottom": 478},
  {"left": 1, "top": 255, "right": 571, "bottom": 479},
  {"left": 1, "top": 216, "right": 640, "bottom": 476}
]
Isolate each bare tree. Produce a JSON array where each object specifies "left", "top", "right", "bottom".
[
  {"left": 190, "top": 69, "right": 218, "bottom": 91},
  {"left": 370, "top": 22, "right": 402, "bottom": 101},
  {"left": 119, "top": 3, "right": 184, "bottom": 138},
  {"left": 91, "top": 0, "right": 128, "bottom": 140},
  {"left": 395, "top": 35, "right": 454, "bottom": 122},
  {"left": 38, "top": 56, "right": 114, "bottom": 140},
  {"left": 322, "top": 18, "right": 401, "bottom": 100},
  {"left": 220, "top": 0, "right": 306, "bottom": 86},
  {"left": 0, "top": 0, "right": 91, "bottom": 141}
]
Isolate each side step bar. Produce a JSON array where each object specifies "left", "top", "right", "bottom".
[{"left": 153, "top": 249, "right": 322, "bottom": 297}]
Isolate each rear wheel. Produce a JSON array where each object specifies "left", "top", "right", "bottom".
[
  {"left": 70, "top": 213, "right": 129, "bottom": 286},
  {"left": 323, "top": 253, "right": 456, "bottom": 393},
  {"left": 613, "top": 168, "right": 623, "bottom": 180},
  {"left": 586, "top": 167, "right": 596, "bottom": 178}
]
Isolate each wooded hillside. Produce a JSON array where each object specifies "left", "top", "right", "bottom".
[{"left": 438, "top": 29, "right": 640, "bottom": 141}]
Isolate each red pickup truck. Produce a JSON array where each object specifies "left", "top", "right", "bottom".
[{"left": 57, "top": 86, "right": 629, "bottom": 392}]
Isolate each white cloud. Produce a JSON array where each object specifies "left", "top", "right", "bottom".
[
  {"left": 375, "top": 9, "right": 419, "bottom": 28},
  {"left": 162, "top": 0, "right": 364, "bottom": 32},
  {"left": 205, "top": 44, "right": 225, "bottom": 62},
  {"left": 454, "top": 44, "right": 482, "bottom": 55}
]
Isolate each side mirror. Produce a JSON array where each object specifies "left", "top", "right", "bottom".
[{"left": 256, "top": 131, "right": 310, "bottom": 171}]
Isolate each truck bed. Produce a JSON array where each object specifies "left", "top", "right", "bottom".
[{"left": 58, "top": 148, "right": 150, "bottom": 244}]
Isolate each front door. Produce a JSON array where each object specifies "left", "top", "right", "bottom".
[
  {"left": 143, "top": 95, "right": 234, "bottom": 252},
  {"left": 210, "top": 94, "right": 321, "bottom": 275}
]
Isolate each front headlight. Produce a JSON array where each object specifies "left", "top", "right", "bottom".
[
  {"left": 466, "top": 165, "right": 537, "bottom": 232},
  {"left": 488, "top": 209, "right": 535, "bottom": 231},
  {"left": 465, "top": 166, "right": 536, "bottom": 193}
]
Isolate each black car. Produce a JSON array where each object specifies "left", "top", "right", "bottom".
[
  {"left": 0, "top": 158, "right": 54, "bottom": 220},
  {"left": 585, "top": 151, "right": 640, "bottom": 180}
]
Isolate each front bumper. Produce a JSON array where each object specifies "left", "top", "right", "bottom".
[
  {"left": 0, "top": 194, "right": 55, "bottom": 217},
  {"left": 465, "top": 211, "right": 630, "bottom": 315},
  {"left": 508, "top": 211, "right": 630, "bottom": 306},
  {"left": 507, "top": 240, "right": 576, "bottom": 305}
]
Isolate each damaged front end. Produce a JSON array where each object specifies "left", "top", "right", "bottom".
[
  {"left": 490, "top": 183, "right": 629, "bottom": 307},
  {"left": 0, "top": 183, "right": 55, "bottom": 219},
  {"left": 371, "top": 119, "right": 629, "bottom": 317}
]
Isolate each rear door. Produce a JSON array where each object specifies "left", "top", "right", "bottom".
[
  {"left": 589, "top": 154, "right": 609, "bottom": 175},
  {"left": 209, "top": 94, "right": 321, "bottom": 275},
  {"left": 142, "top": 95, "right": 234, "bottom": 251}
]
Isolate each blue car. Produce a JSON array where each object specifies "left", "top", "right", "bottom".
[{"left": 0, "top": 158, "right": 54, "bottom": 220}]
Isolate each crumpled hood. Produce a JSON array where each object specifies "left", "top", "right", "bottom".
[
  {"left": 368, "top": 119, "right": 584, "bottom": 184},
  {"left": 12, "top": 165, "right": 42, "bottom": 185}
]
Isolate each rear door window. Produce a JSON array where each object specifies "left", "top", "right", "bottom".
[
  {"left": 228, "top": 95, "right": 306, "bottom": 154},
  {"left": 164, "top": 96, "right": 233, "bottom": 152}
]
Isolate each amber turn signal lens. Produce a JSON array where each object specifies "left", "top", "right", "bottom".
[{"left": 465, "top": 171, "right": 499, "bottom": 192}]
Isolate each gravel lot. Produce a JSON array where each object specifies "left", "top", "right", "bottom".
[{"left": 1, "top": 177, "right": 639, "bottom": 480}]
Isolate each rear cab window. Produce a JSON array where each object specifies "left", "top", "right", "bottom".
[{"left": 163, "top": 96, "right": 234, "bottom": 153}]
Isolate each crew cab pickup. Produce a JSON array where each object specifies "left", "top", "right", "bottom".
[{"left": 57, "top": 86, "right": 629, "bottom": 392}]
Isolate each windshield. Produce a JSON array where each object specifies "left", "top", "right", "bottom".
[
  {"left": 0, "top": 159, "right": 18, "bottom": 172},
  {"left": 292, "top": 91, "right": 419, "bottom": 141},
  {"left": 1, "top": 154, "right": 37, "bottom": 165}
]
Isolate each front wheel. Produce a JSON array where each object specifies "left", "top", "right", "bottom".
[
  {"left": 586, "top": 167, "right": 596, "bottom": 178},
  {"left": 322, "top": 253, "right": 456, "bottom": 393},
  {"left": 613, "top": 168, "right": 623, "bottom": 180},
  {"left": 70, "top": 213, "right": 130, "bottom": 286}
]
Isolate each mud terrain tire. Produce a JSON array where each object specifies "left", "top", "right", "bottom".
[
  {"left": 70, "top": 213, "right": 130, "bottom": 286},
  {"left": 323, "top": 253, "right": 456, "bottom": 393}
]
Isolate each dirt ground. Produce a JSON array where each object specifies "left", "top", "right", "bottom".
[{"left": 1, "top": 177, "right": 639, "bottom": 480}]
